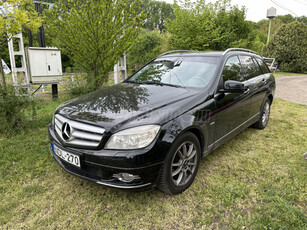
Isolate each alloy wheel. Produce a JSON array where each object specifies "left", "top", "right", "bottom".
[
  {"left": 171, "top": 141, "right": 198, "bottom": 186},
  {"left": 262, "top": 101, "right": 270, "bottom": 126}
]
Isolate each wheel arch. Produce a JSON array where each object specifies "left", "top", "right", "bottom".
[
  {"left": 267, "top": 93, "right": 273, "bottom": 104},
  {"left": 175, "top": 127, "right": 205, "bottom": 156}
]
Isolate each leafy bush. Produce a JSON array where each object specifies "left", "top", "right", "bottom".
[
  {"left": 231, "top": 29, "right": 266, "bottom": 55},
  {"left": 0, "top": 85, "right": 33, "bottom": 136},
  {"left": 127, "top": 29, "right": 169, "bottom": 72},
  {"left": 166, "top": 0, "right": 251, "bottom": 51},
  {"left": 263, "top": 21, "right": 307, "bottom": 73},
  {"left": 65, "top": 75, "right": 97, "bottom": 98}
]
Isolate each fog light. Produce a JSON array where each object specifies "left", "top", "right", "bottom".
[{"left": 113, "top": 173, "right": 141, "bottom": 183}]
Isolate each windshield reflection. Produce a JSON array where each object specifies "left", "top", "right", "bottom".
[
  {"left": 59, "top": 84, "right": 150, "bottom": 122},
  {"left": 127, "top": 57, "right": 219, "bottom": 88}
]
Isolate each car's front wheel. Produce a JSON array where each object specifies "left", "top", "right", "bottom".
[
  {"left": 157, "top": 132, "right": 201, "bottom": 195},
  {"left": 252, "top": 98, "right": 271, "bottom": 129}
]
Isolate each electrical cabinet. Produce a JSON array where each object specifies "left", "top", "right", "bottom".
[{"left": 26, "top": 47, "right": 62, "bottom": 84}]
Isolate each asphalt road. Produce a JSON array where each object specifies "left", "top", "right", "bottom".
[{"left": 274, "top": 75, "right": 307, "bottom": 105}]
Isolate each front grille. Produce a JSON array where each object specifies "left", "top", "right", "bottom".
[{"left": 54, "top": 114, "right": 105, "bottom": 148}]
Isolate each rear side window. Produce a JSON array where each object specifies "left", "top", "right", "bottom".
[
  {"left": 255, "top": 57, "right": 270, "bottom": 73},
  {"left": 222, "top": 56, "right": 244, "bottom": 82},
  {"left": 239, "top": 55, "right": 262, "bottom": 80},
  {"left": 252, "top": 58, "right": 263, "bottom": 75}
]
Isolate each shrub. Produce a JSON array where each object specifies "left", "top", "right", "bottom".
[
  {"left": 262, "top": 21, "right": 307, "bottom": 73},
  {"left": 66, "top": 75, "right": 97, "bottom": 98},
  {"left": 0, "top": 85, "right": 33, "bottom": 136},
  {"left": 231, "top": 30, "right": 266, "bottom": 55},
  {"left": 127, "top": 29, "right": 168, "bottom": 72}
]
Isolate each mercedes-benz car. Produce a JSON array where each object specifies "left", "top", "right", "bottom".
[{"left": 48, "top": 48, "right": 275, "bottom": 195}]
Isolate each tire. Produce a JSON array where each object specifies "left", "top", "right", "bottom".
[
  {"left": 157, "top": 132, "right": 201, "bottom": 195},
  {"left": 252, "top": 98, "right": 271, "bottom": 129}
]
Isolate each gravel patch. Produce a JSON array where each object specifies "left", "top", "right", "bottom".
[{"left": 274, "top": 75, "right": 307, "bottom": 105}]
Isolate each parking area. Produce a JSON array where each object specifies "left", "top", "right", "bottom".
[{"left": 275, "top": 75, "right": 307, "bottom": 105}]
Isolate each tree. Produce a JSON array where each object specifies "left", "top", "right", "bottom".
[
  {"left": 210, "top": 0, "right": 251, "bottom": 50},
  {"left": 46, "top": 0, "right": 144, "bottom": 88},
  {"left": 276, "top": 14, "right": 295, "bottom": 24},
  {"left": 166, "top": 0, "right": 216, "bottom": 50},
  {"left": 231, "top": 27, "right": 266, "bottom": 55},
  {"left": 127, "top": 29, "right": 169, "bottom": 72},
  {"left": 297, "top": 16, "right": 307, "bottom": 25},
  {"left": 256, "top": 15, "right": 307, "bottom": 44},
  {"left": 256, "top": 18, "right": 284, "bottom": 42},
  {"left": 166, "top": 0, "right": 251, "bottom": 51},
  {"left": 0, "top": 0, "right": 41, "bottom": 91},
  {"left": 140, "top": 0, "right": 174, "bottom": 32},
  {"left": 263, "top": 21, "right": 307, "bottom": 73}
]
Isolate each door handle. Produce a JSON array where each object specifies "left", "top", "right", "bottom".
[
  {"left": 262, "top": 78, "right": 266, "bottom": 84},
  {"left": 244, "top": 88, "right": 250, "bottom": 94},
  {"left": 48, "top": 65, "right": 51, "bottom": 71}
]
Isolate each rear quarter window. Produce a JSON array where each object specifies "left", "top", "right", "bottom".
[{"left": 255, "top": 57, "right": 270, "bottom": 73}]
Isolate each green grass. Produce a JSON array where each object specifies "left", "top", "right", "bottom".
[
  {"left": 273, "top": 72, "right": 306, "bottom": 77},
  {"left": 0, "top": 99, "right": 306, "bottom": 229}
]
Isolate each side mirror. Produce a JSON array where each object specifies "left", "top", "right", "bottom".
[{"left": 223, "top": 80, "right": 245, "bottom": 92}]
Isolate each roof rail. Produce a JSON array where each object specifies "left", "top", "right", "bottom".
[
  {"left": 223, "top": 48, "right": 259, "bottom": 56},
  {"left": 158, "top": 50, "right": 195, "bottom": 57}
]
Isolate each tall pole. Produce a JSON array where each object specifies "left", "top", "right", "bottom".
[
  {"left": 34, "top": 1, "right": 58, "bottom": 99},
  {"left": 267, "top": 19, "right": 272, "bottom": 44},
  {"left": 266, "top": 7, "right": 276, "bottom": 45}
]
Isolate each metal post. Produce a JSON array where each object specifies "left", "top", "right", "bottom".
[
  {"left": 267, "top": 19, "right": 272, "bottom": 45},
  {"left": 114, "top": 62, "right": 120, "bottom": 84},
  {"left": 28, "top": 29, "right": 33, "bottom": 47},
  {"left": 37, "top": 3, "right": 46, "bottom": 48},
  {"left": 52, "top": 84, "right": 58, "bottom": 98},
  {"left": 114, "top": 54, "right": 127, "bottom": 84},
  {"left": 35, "top": 1, "right": 58, "bottom": 98}
]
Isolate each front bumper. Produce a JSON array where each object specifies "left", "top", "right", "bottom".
[
  {"left": 48, "top": 124, "right": 166, "bottom": 190},
  {"left": 49, "top": 144, "right": 163, "bottom": 190}
]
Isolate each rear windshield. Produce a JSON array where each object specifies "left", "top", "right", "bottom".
[{"left": 128, "top": 56, "right": 220, "bottom": 88}]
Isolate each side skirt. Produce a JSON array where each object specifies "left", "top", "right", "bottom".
[{"left": 203, "top": 112, "right": 260, "bottom": 157}]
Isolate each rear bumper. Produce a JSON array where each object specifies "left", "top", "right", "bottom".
[{"left": 49, "top": 144, "right": 162, "bottom": 190}]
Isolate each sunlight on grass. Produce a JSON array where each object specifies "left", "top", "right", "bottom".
[
  {"left": 273, "top": 72, "right": 306, "bottom": 77},
  {"left": 0, "top": 99, "right": 306, "bottom": 229}
]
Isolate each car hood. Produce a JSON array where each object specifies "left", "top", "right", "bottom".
[{"left": 56, "top": 83, "right": 202, "bottom": 131}]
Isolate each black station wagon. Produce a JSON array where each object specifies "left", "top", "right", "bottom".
[{"left": 48, "top": 48, "right": 275, "bottom": 195}]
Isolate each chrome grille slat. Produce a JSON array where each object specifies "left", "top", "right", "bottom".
[
  {"left": 72, "top": 130, "right": 102, "bottom": 142},
  {"left": 54, "top": 114, "right": 105, "bottom": 148},
  {"left": 55, "top": 120, "right": 62, "bottom": 130},
  {"left": 69, "top": 139, "right": 99, "bottom": 147},
  {"left": 68, "top": 120, "right": 105, "bottom": 134}
]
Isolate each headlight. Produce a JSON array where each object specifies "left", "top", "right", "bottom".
[{"left": 105, "top": 125, "right": 160, "bottom": 150}]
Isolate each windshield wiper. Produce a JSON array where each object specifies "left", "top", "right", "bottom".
[{"left": 127, "top": 80, "right": 184, "bottom": 88}]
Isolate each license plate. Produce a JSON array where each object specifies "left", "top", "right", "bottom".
[{"left": 53, "top": 145, "right": 81, "bottom": 168}]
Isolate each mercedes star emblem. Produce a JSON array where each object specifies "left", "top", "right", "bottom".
[{"left": 62, "top": 122, "right": 71, "bottom": 140}]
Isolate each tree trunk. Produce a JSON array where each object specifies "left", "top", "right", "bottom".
[{"left": 0, "top": 49, "right": 7, "bottom": 93}]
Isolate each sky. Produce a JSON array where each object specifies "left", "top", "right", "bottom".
[{"left": 160, "top": 0, "right": 307, "bottom": 22}]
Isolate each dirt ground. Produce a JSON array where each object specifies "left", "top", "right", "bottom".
[{"left": 274, "top": 75, "right": 307, "bottom": 105}]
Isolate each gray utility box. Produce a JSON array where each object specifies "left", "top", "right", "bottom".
[
  {"left": 26, "top": 47, "right": 62, "bottom": 84},
  {"left": 267, "top": 7, "right": 277, "bottom": 19}
]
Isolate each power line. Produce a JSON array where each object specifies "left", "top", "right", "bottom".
[
  {"left": 293, "top": 0, "right": 307, "bottom": 6},
  {"left": 270, "top": 0, "right": 298, "bottom": 17}
]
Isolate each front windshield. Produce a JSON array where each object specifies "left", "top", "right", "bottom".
[{"left": 127, "top": 56, "right": 219, "bottom": 88}]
